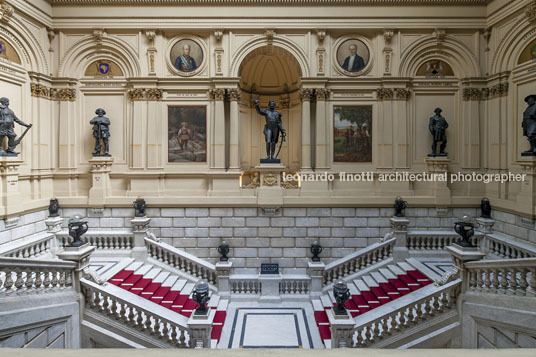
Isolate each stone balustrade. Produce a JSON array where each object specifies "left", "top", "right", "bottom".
[
  {"left": 81, "top": 278, "right": 191, "bottom": 347},
  {"left": 0, "top": 233, "right": 55, "bottom": 259},
  {"left": 352, "top": 279, "right": 461, "bottom": 347},
  {"left": 279, "top": 275, "right": 311, "bottom": 294},
  {"left": 464, "top": 258, "right": 536, "bottom": 296},
  {"left": 484, "top": 233, "right": 536, "bottom": 259},
  {"left": 406, "top": 230, "right": 481, "bottom": 250},
  {"left": 229, "top": 274, "right": 261, "bottom": 294},
  {"left": 145, "top": 238, "right": 217, "bottom": 284},
  {"left": 57, "top": 231, "right": 134, "bottom": 250},
  {"left": 323, "top": 238, "right": 396, "bottom": 284},
  {"left": 0, "top": 257, "right": 76, "bottom": 295}
]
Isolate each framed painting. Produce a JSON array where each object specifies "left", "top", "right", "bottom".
[
  {"left": 333, "top": 105, "right": 372, "bottom": 162},
  {"left": 335, "top": 38, "right": 371, "bottom": 75},
  {"left": 168, "top": 106, "right": 207, "bottom": 163}
]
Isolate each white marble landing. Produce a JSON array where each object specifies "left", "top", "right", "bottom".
[
  {"left": 88, "top": 257, "right": 134, "bottom": 280},
  {"left": 220, "top": 301, "right": 324, "bottom": 349},
  {"left": 413, "top": 258, "right": 453, "bottom": 278}
]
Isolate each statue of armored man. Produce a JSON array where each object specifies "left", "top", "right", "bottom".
[
  {"left": 90, "top": 108, "right": 111, "bottom": 156},
  {"left": 253, "top": 98, "right": 286, "bottom": 163},
  {"left": 0, "top": 97, "right": 32, "bottom": 156},
  {"left": 428, "top": 108, "right": 448, "bottom": 156},
  {"left": 522, "top": 94, "right": 536, "bottom": 156}
]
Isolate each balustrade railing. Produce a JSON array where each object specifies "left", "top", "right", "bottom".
[
  {"left": 352, "top": 279, "right": 461, "bottom": 347},
  {"left": 57, "top": 231, "right": 133, "bottom": 250},
  {"left": 484, "top": 234, "right": 536, "bottom": 259},
  {"left": 323, "top": 238, "right": 396, "bottom": 284},
  {"left": 229, "top": 275, "right": 261, "bottom": 294},
  {"left": 279, "top": 275, "right": 310, "bottom": 294},
  {"left": 0, "top": 257, "right": 76, "bottom": 295},
  {"left": 81, "top": 278, "right": 191, "bottom": 347},
  {"left": 407, "top": 231, "right": 481, "bottom": 250},
  {"left": 0, "top": 234, "right": 55, "bottom": 259},
  {"left": 464, "top": 258, "right": 536, "bottom": 296},
  {"left": 145, "top": 238, "right": 216, "bottom": 285}
]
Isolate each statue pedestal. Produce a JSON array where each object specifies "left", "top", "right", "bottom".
[
  {"left": 308, "top": 261, "right": 325, "bottom": 297},
  {"left": 476, "top": 217, "right": 495, "bottom": 234},
  {"left": 258, "top": 273, "right": 282, "bottom": 302},
  {"left": 425, "top": 156, "right": 451, "bottom": 207},
  {"left": 216, "top": 261, "right": 232, "bottom": 297},
  {"left": 327, "top": 309, "right": 354, "bottom": 348},
  {"left": 57, "top": 243, "right": 96, "bottom": 293},
  {"left": 390, "top": 217, "right": 410, "bottom": 262},
  {"left": 131, "top": 216, "right": 150, "bottom": 260},
  {"left": 255, "top": 163, "right": 285, "bottom": 207},
  {"left": 516, "top": 157, "right": 536, "bottom": 218},
  {"left": 187, "top": 309, "right": 215, "bottom": 348},
  {"left": 88, "top": 156, "right": 114, "bottom": 207},
  {"left": 0, "top": 157, "right": 24, "bottom": 219}
]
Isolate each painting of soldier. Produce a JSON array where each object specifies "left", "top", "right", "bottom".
[
  {"left": 168, "top": 106, "right": 206, "bottom": 162},
  {"left": 334, "top": 106, "right": 372, "bottom": 162},
  {"left": 336, "top": 39, "right": 370, "bottom": 74},
  {"left": 170, "top": 39, "right": 203, "bottom": 73}
]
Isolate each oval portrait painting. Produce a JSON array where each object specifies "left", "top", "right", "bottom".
[
  {"left": 336, "top": 39, "right": 370, "bottom": 74},
  {"left": 170, "top": 39, "right": 204, "bottom": 73}
]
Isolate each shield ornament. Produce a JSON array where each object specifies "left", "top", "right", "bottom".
[{"left": 97, "top": 61, "right": 110, "bottom": 75}]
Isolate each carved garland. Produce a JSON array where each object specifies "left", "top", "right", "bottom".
[
  {"left": 30, "top": 83, "right": 76, "bottom": 101},
  {"left": 127, "top": 88, "right": 164, "bottom": 101}
]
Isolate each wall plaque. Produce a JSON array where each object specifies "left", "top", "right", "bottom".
[{"left": 260, "top": 263, "right": 279, "bottom": 275}]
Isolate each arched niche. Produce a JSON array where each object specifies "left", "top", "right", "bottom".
[
  {"left": 84, "top": 59, "right": 124, "bottom": 77},
  {"left": 238, "top": 45, "right": 302, "bottom": 171}
]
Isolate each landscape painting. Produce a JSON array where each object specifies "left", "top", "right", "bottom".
[
  {"left": 168, "top": 106, "right": 207, "bottom": 163},
  {"left": 333, "top": 105, "right": 372, "bottom": 162}
]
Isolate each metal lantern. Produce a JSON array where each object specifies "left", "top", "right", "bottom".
[
  {"left": 310, "top": 240, "right": 323, "bottom": 262},
  {"left": 333, "top": 280, "right": 351, "bottom": 315},
  {"left": 192, "top": 280, "right": 210, "bottom": 315},
  {"left": 454, "top": 215, "right": 476, "bottom": 248},
  {"left": 67, "top": 215, "right": 89, "bottom": 248},
  {"left": 217, "top": 240, "right": 230, "bottom": 262}
]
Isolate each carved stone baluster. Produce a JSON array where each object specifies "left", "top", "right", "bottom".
[
  {"left": 179, "top": 327, "right": 187, "bottom": 347},
  {"left": 408, "top": 304, "right": 417, "bottom": 323},
  {"left": 162, "top": 321, "right": 171, "bottom": 340},
  {"left": 476, "top": 269, "right": 483, "bottom": 291},
  {"left": 518, "top": 268, "right": 528, "bottom": 296},
  {"left": 500, "top": 268, "right": 509, "bottom": 293},
  {"left": 127, "top": 306, "right": 135, "bottom": 325},
  {"left": 94, "top": 291, "right": 102, "bottom": 310},
  {"left": 507, "top": 268, "right": 517, "bottom": 295},
  {"left": 102, "top": 294, "right": 110, "bottom": 313},
  {"left": 136, "top": 309, "right": 144, "bottom": 328},
  {"left": 529, "top": 268, "right": 536, "bottom": 295},
  {"left": 14, "top": 269, "right": 24, "bottom": 291},
  {"left": 25, "top": 269, "right": 34, "bottom": 290},
  {"left": 483, "top": 268, "right": 491, "bottom": 291}
]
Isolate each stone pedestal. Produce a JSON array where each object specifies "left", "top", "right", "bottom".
[
  {"left": 476, "top": 217, "right": 495, "bottom": 234},
  {"left": 308, "top": 261, "right": 325, "bottom": 297},
  {"left": 216, "top": 261, "right": 232, "bottom": 298},
  {"left": 255, "top": 163, "right": 285, "bottom": 208},
  {"left": 425, "top": 156, "right": 451, "bottom": 207},
  {"left": 390, "top": 217, "right": 410, "bottom": 262},
  {"left": 57, "top": 243, "right": 96, "bottom": 293},
  {"left": 131, "top": 216, "right": 150, "bottom": 260},
  {"left": 88, "top": 156, "right": 114, "bottom": 206},
  {"left": 0, "top": 157, "right": 23, "bottom": 219},
  {"left": 45, "top": 216, "right": 63, "bottom": 233},
  {"left": 446, "top": 244, "right": 485, "bottom": 292},
  {"left": 327, "top": 308, "right": 355, "bottom": 348},
  {"left": 187, "top": 309, "right": 215, "bottom": 348},
  {"left": 258, "top": 273, "right": 282, "bottom": 302},
  {"left": 516, "top": 157, "right": 536, "bottom": 218}
]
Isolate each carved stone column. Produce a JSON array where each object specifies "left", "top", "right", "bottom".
[
  {"left": 299, "top": 88, "right": 313, "bottom": 170},
  {"left": 131, "top": 216, "right": 150, "bottom": 260},
  {"left": 88, "top": 157, "right": 114, "bottom": 207},
  {"left": 228, "top": 88, "right": 241, "bottom": 170},
  {"left": 210, "top": 89, "right": 226, "bottom": 169},
  {"left": 315, "top": 88, "right": 330, "bottom": 170}
]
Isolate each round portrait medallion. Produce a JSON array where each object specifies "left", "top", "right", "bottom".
[
  {"left": 169, "top": 38, "right": 204, "bottom": 76},
  {"left": 335, "top": 38, "right": 371, "bottom": 76}
]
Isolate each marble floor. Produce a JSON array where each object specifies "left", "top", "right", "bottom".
[
  {"left": 220, "top": 302, "right": 324, "bottom": 349},
  {"left": 416, "top": 258, "right": 453, "bottom": 277}
]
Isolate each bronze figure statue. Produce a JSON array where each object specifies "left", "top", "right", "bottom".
[
  {"left": 48, "top": 198, "right": 60, "bottom": 217},
  {"left": 522, "top": 94, "right": 536, "bottom": 156},
  {"left": 428, "top": 108, "right": 448, "bottom": 156},
  {"left": 90, "top": 108, "right": 111, "bottom": 157},
  {"left": 394, "top": 196, "right": 407, "bottom": 217},
  {"left": 133, "top": 197, "right": 146, "bottom": 217},
  {"left": 253, "top": 98, "right": 286, "bottom": 163},
  {"left": 480, "top": 197, "right": 491, "bottom": 219},
  {"left": 0, "top": 97, "right": 32, "bottom": 156},
  {"left": 67, "top": 215, "right": 89, "bottom": 248}
]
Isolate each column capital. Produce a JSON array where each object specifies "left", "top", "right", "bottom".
[
  {"left": 227, "top": 88, "right": 241, "bottom": 101},
  {"left": 299, "top": 88, "right": 313, "bottom": 102},
  {"left": 315, "top": 88, "right": 331, "bottom": 101},
  {"left": 209, "top": 88, "right": 226, "bottom": 101}
]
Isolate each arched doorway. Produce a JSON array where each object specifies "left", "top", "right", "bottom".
[{"left": 238, "top": 46, "right": 303, "bottom": 170}]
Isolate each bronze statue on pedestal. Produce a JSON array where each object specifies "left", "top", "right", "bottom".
[
  {"left": 0, "top": 97, "right": 32, "bottom": 156},
  {"left": 253, "top": 98, "right": 286, "bottom": 163}
]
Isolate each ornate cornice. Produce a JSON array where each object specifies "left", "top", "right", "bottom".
[
  {"left": 0, "top": 1, "right": 13, "bottom": 23},
  {"left": 127, "top": 88, "right": 164, "bottom": 101},
  {"left": 489, "top": 83, "right": 508, "bottom": 99},
  {"left": 462, "top": 83, "right": 508, "bottom": 101},
  {"left": 376, "top": 88, "right": 411, "bottom": 101},
  {"left": 47, "top": 0, "right": 490, "bottom": 5},
  {"left": 31, "top": 83, "right": 76, "bottom": 101}
]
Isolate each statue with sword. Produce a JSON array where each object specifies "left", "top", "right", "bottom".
[
  {"left": 0, "top": 97, "right": 32, "bottom": 156},
  {"left": 253, "top": 97, "right": 286, "bottom": 163}
]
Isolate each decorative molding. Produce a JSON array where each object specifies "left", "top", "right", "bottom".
[
  {"left": 316, "top": 29, "right": 326, "bottom": 45},
  {"left": 489, "top": 83, "right": 508, "bottom": 99},
  {"left": 93, "top": 29, "right": 105, "bottom": 43},
  {"left": 376, "top": 88, "right": 411, "bottom": 101},
  {"left": 383, "top": 48, "right": 393, "bottom": 75},
  {"left": 228, "top": 88, "right": 241, "bottom": 101},
  {"left": 299, "top": 88, "right": 313, "bottom": 101},
  {"left": 526, "top": 0, "right": 536, "bottom": 23},
  {"left": 395, "top": 88, "right": 411, "bottom": 101},
  {"left": 316, "top": 48, "right": 326, "bottom": 75},
  {"left": 214, "top": 29, "right": 223, "bottom": 44},
  {"left": 482, "top": 27, "right": 491, "bottom": 52},
  {"left": 265, "top": 28, "right": 275, "bottom": 44},
  {"left": 209, "top": 88, "right": 226, "bottom": 100},
  {"left": 262, "top": 173, "right": 277, "bottom": 186},
  {"left": 315, "top": 88, "right": 331, "bottom": 101},
  {"left": 127, "top": 88, "right": 164, "bottom": 101},
  {"left": 47, "top": 28, "right": 55, "bottom": 52},
  {"left": 462, "top": 87, "right": 486, "bottom": 101},
  {"left": 0, "top": 1, "right": 14, "bottom": 23},
  {"left": 215, "top": 47, "right": 224, "bottom": 75},
  {"left": 47, "top": 0, "right": 491, "bottom": 5},
  {"left": 376, "top": 88, "right": 393, "bottom": 101},
  {"left": 383, "top": 29, "right": 394, "bottom": 46},
  {"left": 144, "top": 30, "right": 156, "bottom": 46},
  {"left": 433, "top": 28, "right": 447, "bottom": 42},
  {"left": 30, "top": 83, "right": 77, "bottom": 101}
]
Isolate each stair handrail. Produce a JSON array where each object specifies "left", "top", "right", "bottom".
[
  {"left": 145, "top": 237, "right": 217, "bottom": 284},
  {"left": 0, "top": 256, "right": 76, "bottom": 295},
  {"left": 0, "top": 232, "right": 56, "bottom": 259},
  {"left": 483, "top": 233, "right": 536, "bottom": 259},
  {"left": 463, "top": 257, "right": 536, "bottom": 296},
  {"left": 352, "top": 278, "right": 461, "bottom": 347},
  {"left": 81, "top": 277, "right": 191, "bottom": 347},
  {"left": 323, "top": 237, "right": 396, "bottom": 284},
  {"left": 406, "top": 230, "right": 482, "bottom": 250},
  {"left": 56, "top": 230, "right": 134, "bottom": 250}
]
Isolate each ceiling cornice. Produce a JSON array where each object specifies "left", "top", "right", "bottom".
[{"left": 46, "top": 0, "right": 490, "bottom": 6}]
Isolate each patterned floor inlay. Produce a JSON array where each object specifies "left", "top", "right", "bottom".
[{"left": 418, "top": 259, "right": 453, "bottom": 276}]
